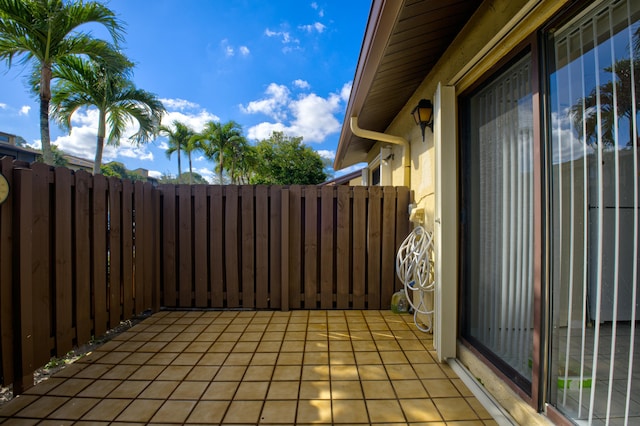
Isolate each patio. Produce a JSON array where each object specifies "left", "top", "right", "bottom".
[{"left": 0, "top": 309, "right": 497, "bottom": 425}]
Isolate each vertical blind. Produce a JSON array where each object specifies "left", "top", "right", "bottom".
[{"left": 464, "top": 53, "right": 534, "bottom": 383}]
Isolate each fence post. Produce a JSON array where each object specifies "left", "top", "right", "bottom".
[
  {"left": 0, "top": 158, "right": 15, "bottom": 387},
  {"left": 13, "top": 168, "right": 34, "bottom": 394},
  {"left": 281, "top": 188, "right": 289, "bottom": 311}
]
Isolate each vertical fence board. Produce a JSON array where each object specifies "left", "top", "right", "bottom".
[
  {"left": 281, "top": 189, "right": 289, "bottom": 311},
  {"left": 320, "top": 186, "right": 334, "bottom": 309},
  {"left": 14, "top": 169, "right": 33, "bottom": 393},
  {"left": 143, "top": 183, "right": 154, "bottom": 311},
  {"left": 133, "top": 181, "right": 145, "bottom": 315},
  {"left": 30, "top": 163, "right": 51, "bottom": 368},
  {"left": 74, "top": 171, "right": 92, "bottom": 345},
  {"left": 368, "top": 186, "right": 382, "bottom": 309},
  {"left": 352, "top": 187, "right": 367, "bottom": 309},
  {"left": 177, "top": 185, "right": 192, "bottom": 307},
  {"left": 304, "top": 186, "right": 318, "bottom": 308},
  {"left": 255, "top": 186, "right": 269, "bottom": 309},
  {"left": 54, "top": 168, "right": 73, "bottom": 355},
  {"left": 289, "top": 186, "right": 302, "bottom": 308},
  {"left": 108, "top": 178, "right": 122, "bottom": 328},
  {"left": 194, "top": 185, "right": 208, "bottom": 307},
  {"left": 225, "top": 186, "right": 240, "bottom": 307},
  {"left": 0, "top": 158, "right": 13, "bottom": 386},
  {"left": 270, "top": 187, "right": 282, "bottom": 309},
  {"left": 381, "top": 187, "right": 397, "bottom": 309},
  {"left": 210, "top": 186, "right": 224, "bottom": 307},
  {"left": 336, "top": 186, "right": 350, "bottom": 309},
  {"left": 151, "top": 187, "right": 161, "bottom": 312},
  {"left": 395, "top": 187, "right": 411, "bottom": 291},
  {"left": 161, "top": 185, "right": 176, "bottom": 307},
  {"left": 241, "top": 186, "right": 255, "bottom": 308},
  {"left": 121, "top": 180, "right": 134, "bottom": 317},
  {"left": 92, "top": 175, "right": 108, "bottom": 337}
]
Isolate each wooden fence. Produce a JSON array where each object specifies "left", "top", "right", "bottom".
[
  {"left": 0, "top": 158, "right": 410, "bottom": 393},
  {"left": 158, "top": 184, "right": 410, "bottom": 310}
]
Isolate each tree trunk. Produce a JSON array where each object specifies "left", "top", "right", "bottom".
[
  {"left": 218, "top": 151, "right": 224, "bottom": 184},
  {"left": 39, "top": 64, "right": 53, "bottom": 165},
  {"left": 188, "top": 153, "right": 193, "bottom": 185},
  {"left": 94, "top": 110, "right": 107, "bottom": 174},
  {"left": 177, "top": 145, "right": 182, "bottom": 183}
]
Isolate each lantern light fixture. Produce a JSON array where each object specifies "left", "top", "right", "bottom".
[{"left": 411, "top": 99, "right": 433, "bottom": 141}]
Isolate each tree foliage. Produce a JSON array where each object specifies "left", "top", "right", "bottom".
[
  {"left": 51, "top": 55, "right": 165, "bottom": 174},
  {"left": 251, "top": 131, "right": 327, "bottom": 185},
  {"left": 159, "top": 120, "right": 196, "bottom": 183},
  {"left": 100, "top": 161, "right": 146, "bottom": 181},
  {"left": 0, "top": 0, "right": 125, "bottom": 165}
]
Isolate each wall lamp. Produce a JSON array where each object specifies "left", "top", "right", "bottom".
[{"left": 411, "top": 99, "right": 433, "bottom": 141}]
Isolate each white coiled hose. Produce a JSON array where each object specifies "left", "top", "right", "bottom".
[{"left": 395, "top": 226, "right": 434, "bottom": 332}]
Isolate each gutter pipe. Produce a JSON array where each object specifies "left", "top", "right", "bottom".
[{"left": 349, "top": 116, "right": 411, "bottom": 187}]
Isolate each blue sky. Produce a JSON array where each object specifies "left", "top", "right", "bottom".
[{"left": 0, "top": 0, "right": 371, "bottom": 181}]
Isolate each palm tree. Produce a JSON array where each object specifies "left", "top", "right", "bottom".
[
  {"left": 0, "top": 0, "right": 124, "bottom": 165},
  {"left": 197, "top": 120, "right": 244, "bottom": 184},
  {"left": 183, "top": 135, "right": 202, "bottom": 185},
  {"left": 159, "top": 120, "right": 196, "bottom": 184},
  {"left": 51, "top": 55, "right": 165, "bottom": 174}
]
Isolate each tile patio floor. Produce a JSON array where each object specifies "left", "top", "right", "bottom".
[{"left": 0, "top": 310, "right": 498, "bottom": 425}]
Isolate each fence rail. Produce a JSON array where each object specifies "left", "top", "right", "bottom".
[{"left": 0, "top": 158, "right": 410, "bottom": 393}]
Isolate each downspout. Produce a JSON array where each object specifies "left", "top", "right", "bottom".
[{"left": 350, "top": 116, "right": 411, "bottom": 187}]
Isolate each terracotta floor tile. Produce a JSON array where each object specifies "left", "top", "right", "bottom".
[
  {"left": 149, "top": 400, "right": 196, "bottom": 423},
  {"left": 366, "top": 399, "right": 406, "bottom": 423},
  {"left": 273, "top": 365, "right": 302, "bottom": 380},
  {"left": 400, "top": 398, "right": 442, "bottom": 422},
  {"left": 257, "top": 341, "right": 283, "bottom": 352},
  {"left": 147, "top": 352, "right": 178, "bottom": 365},
  {"left": 114, "top": 399, "right": 163, "bottom": 422},
  {"left": 262, "top": 330, "right": 285, "bottom": 341},
  {"left": 305, "top": 341, "right": 329, "bottom": 352},
  {"left": 0, "top": 395, "right": 39, "bottom": 417},
  {"left": 233, "top": 341, "right": 259, "bottom": 352},
  {"left": 330, "top": 365, "right": 359, "bottom": 380},
  {"left": 296, "top": 399, "right": 332, "bottom": 424},
  {"left": 97, "top": 351, "right": 131, "bottom": 364},
  {"left": 414, "top": 363, "right": 447, "bottom": 379},
  {"left": 234, "top": 381, "right": 269, "bottom": 400},
  {"left": 333, "top": 399, "right": 369, "bottom": 423},
  {"left": 277, "top": 351, "right": 304, "bottom": 365},
  {"left": 194, "top": 332, "right": 220, "bottom": 342},
  {"left": 171, "top": 352, "right": 203, "bottom": 366},
  {"left": 138, "top": 341, "right": 168, "bottom": 352},
  {"left": 393, "top": 379, "right": 429, "bottom": 399},
  {"left": 198, "top": 352, "right": 228, "bottom": 365},
  {"left": 108, "top": 380, "right": 149, "bottom": 398},
  {"left": 185, "top": 400, "right": 229, "bottom": 423},
  {"left": 331, "top": 380, "right": 363, "bottom": 399},
  {"left": 48, "top": 397, "right": 100, "bottom": 420},
  {"left": 251, "top": 352, "right": 279, "bottom": 365},
  {"left": 215, "top": 365, "right": 247, "bottom": 381},
  {"left": 75, "top": 380, "right": 120, "bottom": 398},
  {"left": 101, "top": 364, "right": 139, "bottom": 380},
  {"left": 222, "top": 400, "right": 263, "bottom": 424},
  {"left": 209, "top": 341, "right": 236, "bottom": 353},
  {"left": 138, "top": 380, "right": 180, "bottom": 399},
  {"left": 358, "top": 365, "right": 389, "bottom": 380},
  {"left": 81, "top": 398, "right": 130, "bottom": 421},
  {"left": 421, "top": 379, "right": 461, "bottom": 397},
  {"left": 244, "top": 365, "right": 274, "bottom": 381},
  {"left": 451, "top": 378, "right": 475, "bottom": 397},
  {"left": 122, "top": 352, "right": 154, "bottom": 365},
  {"left": 156, "top": 365, "right": 192, "bottom": 381},
  {"left": 280, "top": 341, "right": 305, "bottom": 352},
  {"left": 405, "top": 350, "right": 435, "bottom": 364},
  {"left": 260, "top": 399, "right": 297, "bottom": 424},
  {"left": 355, "top": 351, "right": 383, "bottom": 365},
  {"left": 169, "top": 381, "right": 208, "bottom": 399},
  {"left": 224, "top": 353, "right": 253, "bottom": 366},
  {"left": 330, "top": 351, "right": 356, "bottom": 365},
  {"left": 46, "top": 378, "right": 93, "bottom": 397},
  {"left": 201, "top": 381, "right": 239, "bottom": 400},
  {"left": 184, "top": 365, "right": 219, "bottom": 381},
  {"left": 267, "top": 381, "right": 299, "bottom": 399},
  {"left": 352, "top": 340, "right": 377, "bottom": 351},
  {"left": 73, "top": 364, "right": 111, "bottom": 380},
  {"left": 22, "top": 378, "right": 66, "bottom": 395},
  {"left": 304, "top": 352, "right": 329, "bottom": 365},
  {"left": 15, "top": 396, "right": 69, "bottom": 418},
  {"left": 162, "top": 341, "right": 190, "bottom": 352},
  {"left": 361, "top": 380, "right": 395, "bottom": 399},
  {"left": 386, "top": 364, "right": 418, "bottom": 380},
  {"left": 49, "top": 363, "right": 86, "bottom": 378},
  {"left": 433, "top": 397, "right": 480, "bottom": 421},
  {"left": 301, "top": 365, "right": 330, "bottom": 381},
  {"left": 467, "top": 396, "right": 494, "bottom": 419},
  {"left": 299, "top": 381, "right": 331, "bottom": 399},
  {"left": 240, "top": 331, "right": 263, "bottom": 342}
]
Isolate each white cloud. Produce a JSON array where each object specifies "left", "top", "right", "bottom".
[
  {"left": 240, "top": 83, "right": 290, "bottom": 120},
  {"left": 293, "top": 79, "right": 310, "bottom": 90},
  {"left": 225, "top": 46, "right": 234, "bottom": 56},
  {"left": 310, "top": 2, "right": 324, "bottom": 17},
  {"left": 239, "top": 46, "right": 250, "bottom": 56},
  {"left": 340, "top": 81, "right": 352, "bottom": 102},
  {"left": 195, "top": 155, "right": 206, "bottom": 162},
  {"left": 157, "top": 141, "right": 169, "bottom": 150},
  {"left": 196, "top": 167, "right": 215, "bottom": 183},
  {"left": 265, "top": 28, "right": 300, "bottom": 52},
  {"left": 19, "top": 105, "right": 30, "bottom": 116},
  {"left": 148, "top": 170, "right": 162, "bottom": 179},
  {"left": 220, "top": 39, "right": 250, "bottom": 58},
  {"left": 244, "top": 81, "right": 350, "bottom": 144},
  {"left": 0, "top": 103, "right": 7, "bottom": 109},
  {"left": 335, "top": 163, "right": 366, "bottom": 176},
  {"left": 299, "top": 22, "right": 326, "bottom": 33},
  {"left": 160, "top": 98, "right": 199, "bottom": 110},
  {"left": 317, "top": 150, "right": 335, "bottom": 160}
]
